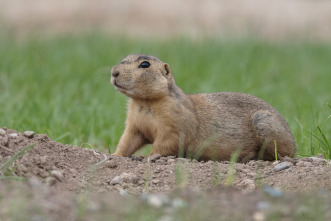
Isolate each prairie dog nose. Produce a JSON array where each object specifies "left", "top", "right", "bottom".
[{"left": 112, "top": 70, "right": 120, "bottom": 78}]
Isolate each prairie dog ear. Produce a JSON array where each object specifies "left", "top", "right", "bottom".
[{"left": 163, "top": 63, "right": 172, "bottom": 77}]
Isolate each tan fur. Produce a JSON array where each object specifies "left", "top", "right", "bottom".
[{"left": 110, "top": 54, "right": 296, "bottom": 161}]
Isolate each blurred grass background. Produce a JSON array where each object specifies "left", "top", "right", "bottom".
[{"left": 0, "top": 32, "right": 330, "bottom": 158}]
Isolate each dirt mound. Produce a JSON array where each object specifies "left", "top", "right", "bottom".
[
  {"left": 1, "top": 127, "right": 331, "bottom": 220},
  {"left": 1, "top": 127, "right": 331, "bottom": 193}
]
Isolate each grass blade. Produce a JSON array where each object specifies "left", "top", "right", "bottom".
[
  {"left": 0, "top": 143, "right": 37, "bottom": 174},
  {"left": 0, "top": 176, "right": 27, "bottom": 181}
]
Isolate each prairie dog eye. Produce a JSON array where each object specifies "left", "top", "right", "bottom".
[{"left": 139, "top": 61, "right": 150, "bottom": 68}]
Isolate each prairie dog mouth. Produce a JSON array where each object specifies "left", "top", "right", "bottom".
[
  {"left": 113, "top": 80, "right": 132, "bottom": 91},
  {"left": 114, "top": 81, "right": 124, "bottom": 89}
]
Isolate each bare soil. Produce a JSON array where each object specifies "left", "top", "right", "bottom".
[{"left": 1, "top": 127, "right": 331, "bottom": 220}]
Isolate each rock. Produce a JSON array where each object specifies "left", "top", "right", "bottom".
[
  {"left": 154, "top": 167, "right": 162, "bottom": 173},
  {"left": 155, "top": 159, "right": 167, "bottom": 164},
  {"left": 23, "top": 131, "right": 35, "bottom": 138},
  {"left": 121, "top": 172, "right": 137, "bottom": 183},
  {"left": 50, "top": 170, "right": 64, "bottom": 181},
  {"left": 167, "top": 159, "right": 176, "bottom": 163},
  {"left": 39, "top": 170, "right": 49, "bottom": 178},
  {"left": 263, "top": 186, "right": 283, "bottom": 198},
  {"left": 274, "top": 162, "right": 291, "bottom": 172},
  {"left": 256, "top": 201, "right": 271, "bottom": 210},
  {"left": 9, "top": 133, "right": 18, "bottom": 138},
  {"left": 45, "top": 177, "right": 57, "bottom": 186},
  {"left": 119, "top": 189, "right": 128, "bottom": 196},
  {"left": 151, "top": 179, "right": 160, "bottom": 184},
  {"left": 308, "top": 157, "right": 327, "bottom": 166},
  {"left": 105, "top": 160, "right": 118, "bottom": 168},
  {"left": 253, "top": 211, "right": 265, "bottom": 221},
  {"left": 28, "top": 177, "right": 48, "bottom": 194},
  {"left": 28, "top": 176, "right": 43, "bottom": 188},
  {"left": 171, "top": 198, "right": 187, "bottom": 208},
  {"left": 131, "top": 155, "right": 144, "bottom": 161},
  {"left": 165, "top": 155, "right": 176, "bottom": 159},
  {"left": 109, "top": 172, "right": 140, "bottom": 185},
  {"left": 109, "top": 175, "right": 123, "bottom": 185},
  {"left": 143, "top": 193, "right": 169, "bottom": 208},
  {"left": 0, "top": 128, "right": 6, "bottom": 136},
  {"left": 148, "top": 153, "right": 162, "bottom": 162},
  {"left": 247, "top": 161, "right": 256, "bottom": 166}
]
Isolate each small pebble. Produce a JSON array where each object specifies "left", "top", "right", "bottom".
[
  {"left": 119, "top": 189, "right": 128, "bottom": 196},
  {"left": 308, "top": 157, "right": 327, "bottom": 165},
  {"left": 148, "top": 153, "right": 161, "bottom": 162},
  {"left": 274, "top": 162, "right": 291, "bottom": 172},
  {"left": 138, "top": 179, "right": 145, "bottom": 185},
  {"left": 105, "top": 160, "right": 118, "bottom": 168},
  {"left": 28, "top": 176, "right": 43, "bottom": 189},
  {"left": 155, "top": 159, "right": 166, "bottom": 164},
  {"left": 253, "top": 211, "right": 265, "bottom": 221},
  {"left": 120, "top": 172, "right": 137, "bottom": 183},
  {"left": 152, "top": 179, "right": 160, "bottom": 184},
  {"left": 23, "top": 131, "right": 35, "bottom": 138},
  {"left": 145, "top": 194, "right": 169, "bottom": 208},
  {"left": 0, "top": 128, "right": 6, "bottom": 136},
  {"left": 45, "top": 177, "right": 57, "bottom": 186},
  {"left": 263, "top": 186, "right": 283, "bottom": 198},
  {"left": 131, "top": 155, "right": 144, "bottom": 161},
  {"left": 109, "top": 175, "right": 123, "bottom": 185},
  {"left": 256, "top": 201, "right": 271, "bottom": 210},
  {"left": 9, "top": 133, "right": 18, "bottom": 138},
  {"left": 50, "top": 170, "right": 64, "bottom": 181},
  {"left": 247, "top": 161, "right": 256, "bottom": 166},
  {"left": 171, "top": 198, "right": 187, "bottom": 208},
  {"left": 154, "top": 167, "right": 162, "bottom": 173},
  {"left": 166, "top": 155, "right": 176, "bottom": 159},
  {"left": 39, "top": 170, "right": 49, "bottom": 178}
]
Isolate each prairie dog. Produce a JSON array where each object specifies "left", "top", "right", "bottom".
[{"left": 110, "top": 54, "right": 296, "bottom": 161}]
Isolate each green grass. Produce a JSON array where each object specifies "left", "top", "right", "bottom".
[
  {"left": 0, "top": 32, "right": 330, "bottom": 157},
  {"left": 0, "top": 143, "right": 36, "bottom": 179}
]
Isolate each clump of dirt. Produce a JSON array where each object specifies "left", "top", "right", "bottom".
[
  {"left": 1, "top": 127, "right": 331, "bottom": 220},
  {"left": 1, "top": 127, "right": 331, "bottom": 194}
]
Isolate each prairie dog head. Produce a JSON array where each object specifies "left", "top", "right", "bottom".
[{"left": 111, "top": 54, "right": 174, "bottom": 99}]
